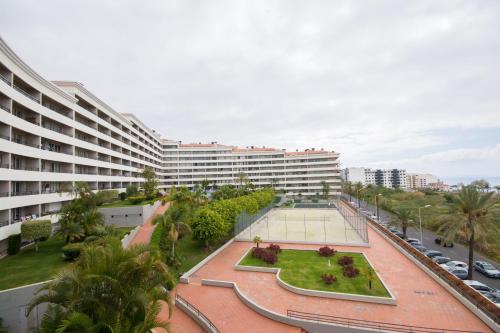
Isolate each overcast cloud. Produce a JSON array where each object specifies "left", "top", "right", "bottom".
[{"left": 1, "top": 0, "right": 499, "bottom": 183}]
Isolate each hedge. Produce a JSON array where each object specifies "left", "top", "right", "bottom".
[
  {"left": 21, "top": 220, "right": 52, "bottom": 251},
  {"left": 7, "top": 234, "right": 21, "bottom": 255},
  {"left": 62, "top": 243, "right": 84, "bottom": 261}
]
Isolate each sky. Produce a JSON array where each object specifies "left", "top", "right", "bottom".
[{"left": 1, "top": 1, "right": 499, "bottom": 184}]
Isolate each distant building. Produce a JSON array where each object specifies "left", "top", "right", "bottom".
[
  {"left": 344, "top": 167, "right": 408, "bottom": 189},
  {"left": 407, "top": 173, "right": 448, "bottom": 191}
]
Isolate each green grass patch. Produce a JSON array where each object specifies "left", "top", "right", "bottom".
[
  {"left": 100, "top": 199, "right": 156, "bottom": 208},
  {"left": 0, "top": 237, "right": 68, "bottom": 291},
  {"left": 239, "top": 249, "right": 390, "bottom": 297}
]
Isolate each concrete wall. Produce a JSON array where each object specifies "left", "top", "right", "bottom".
[
  {"left": 0, "top": 281, "right": 48, "bottom": 333},
  {"left": 99, "top": 200, "right": 161, "bottom": 227}
]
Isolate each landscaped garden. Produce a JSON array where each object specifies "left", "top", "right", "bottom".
[
  {"left": 239, "top": 245, "right": 390, "bottom": 297},
  {"left": 0, "top": 236, "right": 68, "bottom": 290}
]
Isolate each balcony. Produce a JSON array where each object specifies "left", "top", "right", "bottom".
[
  {"left": 11, "top": 190, "right": 39, "bottom": 196},
  {"left": 42, "top": 118, "right": 73, "bottom": 137},
  {"left": 42, "top": 95, "right": 73, "bottom": 119},
  {"left": 12, "top": 76, "right": 41, "bottom": 104},
  {"left": 12, "top": 129, "right": 40, "bottom": 149}
]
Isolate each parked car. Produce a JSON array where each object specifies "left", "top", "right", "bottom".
[
  {"left": 432, "top": 256, "right": 451, "bottom": 264},
  {"left": 473, "top": 261, "right": 500, "bottom": 278},
  {"left": 446, "top": 267, "right": 468, "bottom": 280},
  {"left": 412, "top": 244, "right": 427, "bottom": 253},
  {"left": 406, "top": 238, "right": 421, "bottom": 245},
  {"left": 370, "top": 214, "right": 378, "bottom": 220},
  {"left": 424, "top": 250, "right": 443, "bottom": 259},
  {"left": 440, "top": 261, "right": 468, "bottom": 271},
  {"left": 393, "top": 231, "right": 404, "bottom": 238},
  {"left": 389, "top": 226, "right": 397, "bottom": 232},
  {"left": 482, "top": 292, "right": 500, "bottom": 307},
  {"left": 463, "top": 280, "right": 500, "bottom": 296},
  {"left": 434, "top": 237, "right": 454, "bottom": 247}
]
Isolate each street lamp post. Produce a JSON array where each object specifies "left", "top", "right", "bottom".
[
  {"left": 356, "top": 189, "right": 362, "bottom": 208},
  {"left": 375, "top": 194, "right": 382, "bottom": 221},
  {"left": 418, "top": 205, "right": 431, "bottom": 244}
]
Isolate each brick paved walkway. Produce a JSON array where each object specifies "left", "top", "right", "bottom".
[
  {"left": 182, "top": 225, "right": 493, "bottom": 332},
  {"left": 129, "top": 202, "right": 170, "bottom": 246}
]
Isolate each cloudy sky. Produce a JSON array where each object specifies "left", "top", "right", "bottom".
[{"left": 1, "top": 1, "right": 499, "bottom": 184}]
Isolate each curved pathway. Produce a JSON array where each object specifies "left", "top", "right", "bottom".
[{"left": 184, "top": 225, "right": 493, "bottom": 332}]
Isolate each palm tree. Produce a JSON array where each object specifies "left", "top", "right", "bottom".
[
  {"left": 57, "top": 220, "right": 85, "bottom": 244},
  {"left": 438, "top": 185, "right": 496, "bottom": 279},
  {"left": 154, "top": 206, "right": 191, "bottom": 259},
  {"left": 236, "top": 172, "right": 248, "bottom": 188},
  {"left": 389, "top": 207, "right": 415, "bottom": 239},
  {"left": 28, "top": 238, "right": 174, "bottom": 332}
]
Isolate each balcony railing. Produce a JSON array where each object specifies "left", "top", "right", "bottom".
[
  {"left": 12, "top": 165, "right": 40, "bottom": 171},
  {"left": 0, "top": 73, "right": 11, "bottom": 85},
  {"left": 0, "top": 103, "right": 10, "bottom": 113},
  {"left": 42, "top": 123, "right": 73, "bottom": 137},
  {"left": 0, "top": 220, "right": 9, "bottom": 227},
  {"left": 40, "top": 144, "right": 73, "bottom": 155},
  {"left": 42, "top": 101, "right": 72, "bottom": 119},
  {"left": 13, "top": 84, "right": 40, "bottom": 103},
  {"left": 0, "top": 191, "right": 10, "bottom": 197},
  {"left": 13, "top": 111, "right": 40, "bottom": 125},
  {"left": 41, "top": 169, "right": 73, "bottom": 174},
  {"left": 11, "top": 190, "right": 39, "bottom": 196},
  {"left": 0, "top": 134, "right": 10, "bottom": 141},
  {"left": 12, "top": 137, "right": 40, "bottom": 149}
]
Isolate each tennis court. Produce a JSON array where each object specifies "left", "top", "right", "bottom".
[{"left": 235, "top": 208, "right": 367, "bottom": 245}]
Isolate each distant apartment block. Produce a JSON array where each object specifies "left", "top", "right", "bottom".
[
  {"left": 407, "top": 173, "right": 449, "bottom": 191},
  {"left": 343, "top": 167, "right": 408, "bottom": 189},
  {"left": 0, "top": 37, "right": 340, "bottom": 245}
]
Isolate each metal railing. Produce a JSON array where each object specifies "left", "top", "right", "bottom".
[
  {"left": 11, "top": 190, "right": 39, "bottom": 196},
  {"left": 0, "top": 73, "right": 11, "bottom": 85},
  {"left": 12, "top": 137, "right": 40, "bottom": 149},
  {"left": 287, "top": 310, "right": 482, "bottom": 333},
  {"left": 13, "top": 84, "right": 40, "bottom": 103},
  {"left": 175, "top": 294, "right": 220, "bottom": 333},
  {"left": 0, "top": 103, "right": 10, "bottom": 112}
]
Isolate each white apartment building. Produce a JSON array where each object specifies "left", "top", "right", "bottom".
[
  {"left": 160, "top": 142, "right": 340, "bottom": 196},
  {"left": 0, "top": 37, "right": 341, "bottom": 247},
  {"left": 344, "top": 167, "right": 408, "bottom": 189}
]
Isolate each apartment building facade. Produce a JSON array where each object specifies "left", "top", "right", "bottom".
[
  {"left": 344, "top": 167, "right": 408, "bottom": 189},
  {"left": 160, "top": 142, "right": 340, "bottom": 196},
  {"left": 0, "top": 37, "right": 341, "bottom": 245},
  {"left": 407, "top": 173, "right": 448, "bottom": 191}
]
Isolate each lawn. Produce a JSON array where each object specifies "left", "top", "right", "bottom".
[
  {"left": 150, "top": 222, "right": 225, "bottom": 279},
  {"left": 100, "top": 199, "right": 157, "bottom": 208},
  {"left": 239, "top": 249, "right": 390, "bottom": 297},
  {"left": 0, "top": 237, "right": 68, "bottom": 291}
]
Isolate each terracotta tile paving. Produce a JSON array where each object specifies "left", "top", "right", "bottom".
[
  {"left": 129, "top": 202, "right": 170, "bottom": 246},
  {"left": 175, "top": 283, "right": 301, "bottom": 333},
  {"left": 185, "top": 226, "right": 493, "bottom": 332}
]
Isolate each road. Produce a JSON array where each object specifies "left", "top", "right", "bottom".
[{"left": 342, "top": 195, "right": 500, "bottom": 290}]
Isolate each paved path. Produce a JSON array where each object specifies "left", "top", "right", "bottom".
[
  {"left": 127, "top": 203, "right": 206, "bottom": 333},
  {"left": 129, "top": 202, "right": 170, "bottom": 246},
  {"left": 184, "top": 224, "right": 493, "bottom": 331}
]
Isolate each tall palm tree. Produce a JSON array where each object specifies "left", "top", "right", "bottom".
[
  {"left": 236, "top": 172, "right": 248, "bottom": 188},
  {"left": 438, "top": 185, "right": 496, "bottom": 279},
  {"left": 28, "top": 238, "right": 174, "bottom": 333},
  {"left": 389, "top": 207, "right": 415, "bottom": 239}
]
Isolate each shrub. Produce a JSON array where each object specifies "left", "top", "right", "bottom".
[
  {"left": 95, "top": 190, "right": 118, "bottom": 206},
  {"left": 252, "top": 247, "right": 266, "bottom": 259},
  {"left": 252, "top": 247, "right": 278, "bottom": 264},
  {"left": 342, "top": 265, "right": 360, "bottom": 278},
  {"left": 126, "top": 184, "right": 139, "bottom": 197},
  {"left": 337, "top": 256, "right": 354, "bottom": 266},
  {"left": 61, "top": 243, "right": 83, "bottom": 261},
  {"left": 267, "top": 243, "right": 281, "bottom": 254},
  {"left": 119, "top": 192, "right": 127, "bottom": 201},
  {"left": 318, "top": 246, "right": 336, "bottom": 257},
  {"left": 261, "top": 250, "right": 278, "bottom": 264},
  {"left": 192, "top": 208, "right": 226, "bottom": 246},
  {"left": 128, "top": 195, "right": 146, "bottom": 205},
  {"left": 21, "top": 220, "right": 51, "bottom": 252},
  {"left": 7, "top": 234, "right": 21, "bottom": 255},
  {"left": 321, "top": 273, "right": 337, "bottom": 284}
]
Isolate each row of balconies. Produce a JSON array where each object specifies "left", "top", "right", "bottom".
[{"left": 0, "top": 68, "right": 163, "bottom": 160}]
